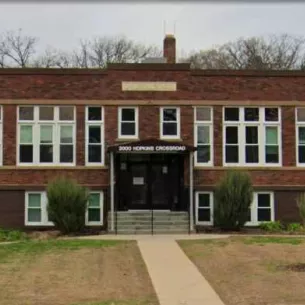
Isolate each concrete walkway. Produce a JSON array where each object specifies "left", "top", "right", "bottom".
[
  {"left": 138, "top": 238, "right": 225, "bottom": 305},
  {"left": 75, "top": 234, "right": 227, "bottom": 304}
]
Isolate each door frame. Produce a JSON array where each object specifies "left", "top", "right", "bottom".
[{"left": 115, "top": 153, "right": 184, "bottom": 211}]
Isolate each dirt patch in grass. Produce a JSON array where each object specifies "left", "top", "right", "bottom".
[
  {"left": 179, "top": 237, "right": 305, "bottom": 305},
  {"left": 0, "top": 240, "right": 158, "bottom": 305}
]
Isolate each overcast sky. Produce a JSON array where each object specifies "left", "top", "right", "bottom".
[{"left": 0, "top": 3, "right": 305, "bottom": 57}]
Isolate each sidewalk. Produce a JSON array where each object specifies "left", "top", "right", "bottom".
[{"left": 138, "top": 237, "right": 225, "bottom": 305}]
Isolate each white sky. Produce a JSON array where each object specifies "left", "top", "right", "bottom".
[{"left": 0, "top": 3, "right": 304, "bottom": 57}]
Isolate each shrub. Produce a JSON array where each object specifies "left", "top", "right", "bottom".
[
  {"left": 296, "top": 193, "right": 305, "bottom": 226},
  {"left": 287, "top": 223, "right": 304, "bottom": 233},
  {"left": 214, "top": 170, "right": 253, "bottom": 230},
  {"left": 259, "top": 221, "right": 284, "bottom": 232},
  {"left": 47, "top": 177, "right": 89, "bottom": 234}
]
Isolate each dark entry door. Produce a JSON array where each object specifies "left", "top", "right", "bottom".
[
  {"left": 151, "top": 164, "right": 170, "bottom": 210},
  {"left": 116, "top": 154, "right": 183, "bottom": 211},
  {"left": 129, "top": 163, "right": 149, "bottom": 209}
]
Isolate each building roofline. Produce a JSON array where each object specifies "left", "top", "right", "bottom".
[
  {"left": 0, "top": 65, "right": 305, "bottom": 76},
  {"left": 191, "top": 69, "right": 305, "bottom": 77},
  {"left": 107, "top": 63, "right": 190, "bottom": 71},
  {"left": 0, "top": 68, "right": 109, "bottom": 75}
]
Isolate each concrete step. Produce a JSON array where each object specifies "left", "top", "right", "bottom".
[
  {"left": 108, "top": 212, "right": 188, "bottom": 217},
  {"left": 117, "top": 222, "right": 188, "bottom": 228},
  {"left": 110, "top": 219, "right": 189, "bottom": 226},
  {"left": 113, "top": 228, "right": 191, "bottom": 233},
  {"left": 107, "top": 211, "right": 189, "bottom": 234}
]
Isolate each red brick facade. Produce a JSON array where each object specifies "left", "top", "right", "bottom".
[{"left": 1, "top": 62, "right": 305, "bottom": 229}]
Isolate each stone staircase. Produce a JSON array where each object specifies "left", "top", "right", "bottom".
[{"left": 107, "top": 211, "right": 190, "bottom": 234}]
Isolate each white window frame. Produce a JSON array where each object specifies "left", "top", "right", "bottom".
[
  {"left": 295, "top": 107, "right": 305, "bottom": 166},
  {"left": 118, "top": 107, "right": 139, "bottom": 139},
  {"left": 223, "top": 107, "right": 282, "bottom": 167},
  {"left": 195, "top": 192, "right": 214, "bottom": 225},
  {"left": 0, "top": 106, "right": 3, "bottom": 166},
  {"left": 25, "top": 190, "right": 104, "bottom": 226},
  {"left": 85, "top": 106, "right": 104, "bottom": 166},
  {"left": 160, "top": 107, "right": 180, "bottom": 139},
  {"left": 246, "top": 192, "right": 275, "bottom": 226},
  {"left": 195, "top": 191, "right": 275, "bottom": 227},
  {"left": 86, "top": 191, "right": 104, "bottom": 226},
  {"left": 194, "top": 107, "right": 213, "bottom": 166},
  {"left": 25, "top": 192, "right": 53, "bottom": 226},
  {"left": 17, "top": 106, "right": 76, "bottom": 166}
]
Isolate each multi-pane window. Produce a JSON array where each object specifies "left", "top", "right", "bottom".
[
  {"left": 25, "top": 192, "right": 52, "bottom": 226},
  {"left": 195, "top": 192, "right": 213, "bottom": 225},
  {"left": 194, "top": 107, "right": 213, "bottom": 165},
  {"left": 195, "top": 191, "right": 274, "bottom": 226},
  {"left": 18, "top": 106, "right": 75, "bottom": 165},
  {"left": 25, "top": 191, "right": 104, "bottom": 226},
  {"left": 160, "top": 107, "right": 180, "bottom": 139},
  {"left": 247, "top": 192, "right": 274, "bottom": 226},
  {"left": 296, "top": 108, "right": 305, "bottom": 165},
  {"left": 118, "top": 107, "right": 138, "bottom": 138},
  {"left": 86, "top": 192, "right": 103, "bottom": 225},
  {"left": 223, "top": 107, "right": 281, "bottom": 166},
  {"left": 86, "top": 107, "right": 104, "bottom": 165}
]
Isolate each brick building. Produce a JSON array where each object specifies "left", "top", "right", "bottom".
[{"left": 0, "top": 34, "right": 305, "bottom": 233}]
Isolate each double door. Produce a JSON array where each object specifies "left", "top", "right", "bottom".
[{"left": 117, "top": 154, "right": 182, "bottom": 210}]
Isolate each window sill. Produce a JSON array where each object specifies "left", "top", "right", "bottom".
[
  {"left": 159, "top": 137, "right": 182, "bottom": 142},
  {"left": 5, "top": 165, "right": 108, "bottom": 170},
  {"left": 25, "top": 223, "right": 54, "bottom": 227},
  {"left": 86, "top": 222, "right": 104, "bottom": 226},
  {"left": 115, "top": 138, "right": 139, "bottom": 142}
]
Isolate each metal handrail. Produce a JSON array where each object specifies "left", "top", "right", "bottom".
[
  {"left": 151, "top": 202, "right": 154, "bottom": 235},
  {"left": 115, "top": 199, "right": 118, "bottom": 235},
  {"left": 188, "top": 190, "right": 191, "bottom": 235}
]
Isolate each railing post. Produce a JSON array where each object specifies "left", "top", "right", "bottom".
[
  {"left": 189, "top": 151, "right": 194, "bottom": 234},
  {"left": 110, "top": 151, "right": 115, "bottom": 233}
]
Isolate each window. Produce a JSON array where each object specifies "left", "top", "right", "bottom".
[
  {"left": 194, "top": 107, "right": 213, "bottom": 166},
  {"left": 247, "top": 192, "right": 274, "bottom": 226},
  {"left": 86, "top": 192, "right": 104, "bottom": 226},
  {"left": 25, "top": 192, "right": 53, "bottom": 226},
  {"left": 25, "top": 191, "right": 104, "bottom": 226},
  {"left": 195, "top": 191, "right": 274, "bottom": 226},
  {"left": 18, "top": 106, "right": 75, "bottom": 165},
  {"left": 118, "top": 107, "right": 138, "bottom": 138},
  {"left": 86, "top": 107, "right": 104, "bottom": 165},
  {"left": 296, "top": 108, "right": 305, "bottom": 165},
  {"left": 223, "top": 107, "right": 281, "bottom": 166},
  {"left": 160, "top": 107, "right": 180, "bottom": 139},
  {"left": 195, "top": 192, "right": 213, "bottom": 225}
]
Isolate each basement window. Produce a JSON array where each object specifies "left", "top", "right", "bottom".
[
  {"left": 195, "top": 192, "right": 213, "bottom": 225},
  {"left": 86, "top": 192, "right": 104, "bottom": 226},
  {"left": 25, "top": 191, "right": 104, "bottom": 226}
]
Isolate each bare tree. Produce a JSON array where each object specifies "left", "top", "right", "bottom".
[
  {"left": 186, "top": 34, "right": 305, "bottom": 70},
  {"left": 0, "top": 29, "right": 38, "bottom": 67},
  {"left": 72, "top": 36, "right": 161, "bottom": 68}
]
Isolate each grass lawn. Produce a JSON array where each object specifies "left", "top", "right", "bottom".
[
  {"left": 0, "top": 239, "right": 158, "bottom": 305},
  {"left": 179, "top": 236, "right": 305, "bottom": 305}
]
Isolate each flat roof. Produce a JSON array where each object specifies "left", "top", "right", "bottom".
[{"left": 0, "top": 63, "right": 305, "bottom": 77}]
